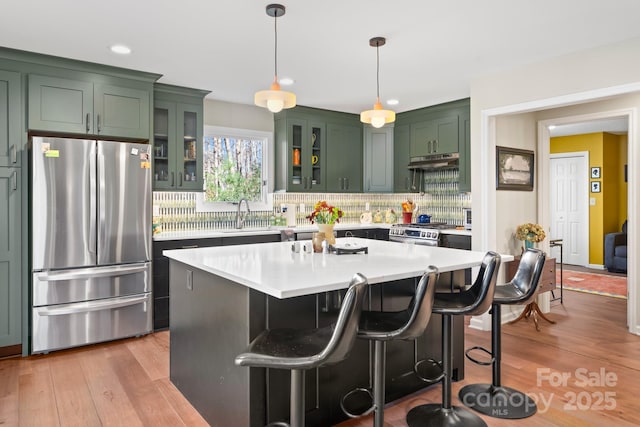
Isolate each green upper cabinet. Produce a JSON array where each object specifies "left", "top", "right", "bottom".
[
  {"left": 459, "top": 111, "right": 471, "bottom": 193},
  {"left": 363, "top": 125, "right": 393, "bottom": 192},
  {"left": 0, "top": 167, "right": 21, "bottom": 349},
  {"left": 28, "top": 74, "right": 151, "bottom": 140},
  {"left": 326, "top": 122, "right": 362, "bottom": 192},
  {"left": 0, "top": 70, "right": 21, "bottom": 167},
  {"left": 393, "top": 124, "right": 412, "bottom": 192},
  {"left": 153, "top": 84, "right": 210, "bottom": 192},
  {"left": 395, "top": 98, "right": 470, "bottom": 193},
  {"left": 410, "top": 115, "right": 459, "bottom": 157},
  {"left": 274, "top": 106, "right": 359, "bottom": 193}
]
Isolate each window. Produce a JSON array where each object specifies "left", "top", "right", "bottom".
[{"left": 196, "top": 126, "right": 273, "bottom": 211}]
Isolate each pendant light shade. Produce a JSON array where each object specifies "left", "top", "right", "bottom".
[
  {"left": 360, "top": 37, "right": 395, "bottom": 128},
  {"left": 255, "top": 4, "right": 296, "bottom": 113}
]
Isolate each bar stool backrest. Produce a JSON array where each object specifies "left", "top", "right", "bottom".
[
  {"left": 464, "top": 251, "right": 501, "bottom": 316},
  {"left": 395, "top": 266, "right": 438, "bottom": 340},
  {"left": 510, "top": 248, "right": 546, "bottom": 305},
  {"left": 317, "top": 273, "right": 369, "bottom": 366}
]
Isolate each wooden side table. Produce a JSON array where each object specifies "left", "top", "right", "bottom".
[{"left": 505, "top": 256, "right": 557, "bottom": 331}]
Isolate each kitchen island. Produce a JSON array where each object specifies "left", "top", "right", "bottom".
[{"left": 164, "top": 238, "right": 507, "bottom": 426}]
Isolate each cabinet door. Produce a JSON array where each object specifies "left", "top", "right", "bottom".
[
  {"left": 364, "top": 126, "right": 393, "bottom": 192},
  {"left": 394, "top": 124, "right": 413, "bottom": 192},
  {"left": 459, "top": 113, "right": 471, "bottom": 192},
  {"left": 0, "top": 168, "right": 21, "bottom": 347},
  {"left": 176, "top": 104, "right": 203, "bottom": 191},
  {"left": 94, "top": 83, "right": 150, "bottom": 139},
  {"left": 28, "top": 74, "right": 93, "bottom": 134},
  {"left": 410, "top": 115, "right": 459, "bottom": 156},
  {"left": 0, "top": 70, "right": 21, "bottom": 167},
  {"left": 287, "top": 119, "right": 308, "bottom": 191},
  {"left": 153, "top": 100, "right": 176, "bottom": 190},
  {"left": 308, "top": 122, "right": 325, "bottom": 192},
  {"left": 326, "top": 123, "right": 362, "bottom": 192}
]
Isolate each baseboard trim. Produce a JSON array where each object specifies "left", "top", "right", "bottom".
[{"left": 587, "top": 264, "right": 606, "bottom": 270}]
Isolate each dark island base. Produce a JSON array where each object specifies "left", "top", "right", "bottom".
[{"left": 169, "top": 260, "right": 465, "bottom": 427}]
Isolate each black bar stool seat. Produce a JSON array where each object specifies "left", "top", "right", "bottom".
[
  {"left": 235, "top": 273, "right": 369, "bottom": 427},
  {"left": 459, "top": 248, "right": 546, "bottom": 419},
  {"left": 341, "top": 267, "right": 437, "bottom": 427},
  {"left": 406, "top": 252, "right": 501, "bottom": 427}
]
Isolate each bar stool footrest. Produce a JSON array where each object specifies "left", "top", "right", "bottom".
[
  {"left": 266, "top": 422, "right": 290, "bottom": 427},
  {"left": 414, "top": 358, "right": 445, "bottom": 383},
  {"left": 464, "top": 346, "right": 494, "bottom": 366},
  {"left": 339, "top": 387, "right": 375, "bottom": 418}
]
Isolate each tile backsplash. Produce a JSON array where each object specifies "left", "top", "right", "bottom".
[{"left": 154, "top": 170, "right": 470, "bottom": 233}]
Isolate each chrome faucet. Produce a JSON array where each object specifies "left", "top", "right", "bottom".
[{"left": 236, "top": 198, "right": 250, "bottom": 229}]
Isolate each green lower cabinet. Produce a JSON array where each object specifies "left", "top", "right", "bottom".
[
  {"left": 326, "top": 122, "right": 362, "bottom": 192},
  {"left": 0, "top": 167, "right": 21, "bottom": 349}
]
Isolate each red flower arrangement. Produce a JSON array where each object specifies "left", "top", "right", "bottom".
[{"left": 306, "top": 200, "right": 344, "bottom": 224}]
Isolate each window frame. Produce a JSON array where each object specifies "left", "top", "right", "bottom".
[{"left": 195, "top": 125, "right": 274, "bottom": 212}]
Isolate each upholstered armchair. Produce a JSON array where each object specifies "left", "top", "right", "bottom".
[{"left": 604, "top": 220, "right": 627, "bottom": 273}]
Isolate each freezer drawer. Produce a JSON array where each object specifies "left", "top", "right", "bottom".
[
  {"left": 32, "top": 293, "right": 152, "bottom": 353},
  {"left": 33, "top": 262, "right": 151, "bottom": 306}
]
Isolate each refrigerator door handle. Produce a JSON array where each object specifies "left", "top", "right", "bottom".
[
  {"left": 98, "top": 151, "right": 106, "bottom": 255},
  {"left": 89, "top": 150, "right": 97, "bottom": 254},
  {"left": 34, "top": 263, "right": 149, "bottom": 282},
  {"left": 36, "top": 294, "right": 149, "bottom": 316}
]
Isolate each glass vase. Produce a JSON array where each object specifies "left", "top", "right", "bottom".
[{"left": 317, "top": 224, "right": 336, "bottom": 245}]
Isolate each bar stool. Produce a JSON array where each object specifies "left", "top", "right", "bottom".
[
  {"left": 458, "top": 248, "right": 546, "bottom": 419},
  {"left": 406, "top": 251, "right": 501, "bottom": 427},
  {"left": 340, "top": 266, "right": 438, "bottom": 427},
  {"left": 234, "top": 273, "right": 368, "bottom": 427}
]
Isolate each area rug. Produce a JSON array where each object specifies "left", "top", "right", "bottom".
[{"left": 557, "top": 269, "right": 627, "bottom": 299}]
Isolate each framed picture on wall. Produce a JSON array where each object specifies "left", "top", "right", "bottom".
[
  {"left": 591, "top": 181, "right": 601, "bottom": 193},
  {"left": 591, "top": 167, "right": 601, "bottom": 179},
  {"left": 496, "top": 146, "right": 534, "bottom": 191}
]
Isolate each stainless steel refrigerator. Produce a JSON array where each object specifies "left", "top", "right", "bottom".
[{"left": 31, "top": 136, "right": 152, "bottom": 353}]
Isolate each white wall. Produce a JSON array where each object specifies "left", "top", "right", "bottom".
[
  {"left": 470, "top": 36, "right": 640, "bottom": 334},
  {"left": 204, "top": 99, "right": 273, "bottom": 132}
]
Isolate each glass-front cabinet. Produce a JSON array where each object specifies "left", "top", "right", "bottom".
[
  {"left": 153, "top": 84, "right": 209, "bottom": 191},
  {"left": 287, "top": 119, "right": 325, "bottom": 192}
]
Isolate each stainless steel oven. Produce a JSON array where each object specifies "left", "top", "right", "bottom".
[{"left": 388, "top": 222, "right": 454, "bottom": 246}]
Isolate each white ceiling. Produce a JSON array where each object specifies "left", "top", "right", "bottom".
[
  {"left": 549, "top": 117, "right": 629, "bottom": 137},
  {"left": 3, "top": 1, "right": 640, "bottom": 115}
]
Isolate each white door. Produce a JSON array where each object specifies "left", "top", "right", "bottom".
[{"left": 550, "top": 153, "right": 589, "bottom": 266}]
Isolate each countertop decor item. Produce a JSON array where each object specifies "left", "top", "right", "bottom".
[
  {"left": 306, "top": 200, "right": 343, "bottom": 225},
  {"left": 516, "top": 222, "right": 546, "bottom": 250},
  {"left": 360, "top": 37, "right": 395, "bottom": 128},
  {"left": 307, "top": 201, "right": 343, "bottom": 245},
  {"left": 254, "top": 4, "right": 296, "bottom": 113}
]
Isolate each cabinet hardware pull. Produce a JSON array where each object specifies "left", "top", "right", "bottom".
[
  {"left": 170, "top": 172, "right": 175, "bottom": 187},
  {"left": 181, "top": 245, "right": 199, "bottom": 249},
  {"left": 11, "top": 171, "right": 17, "bottom": 191},
  {"left": 86, "top": 113, "right": 90, "bottom": 133},
  {"left": 178, "top": 172, "right": 183, "bottom": 187},
  {"left": 97, "top": 114, "right": 101, "bottom": 133},
  {"left": 345, "top": 177, "right": 349, "bottom": 190},
  {"left": 434, "top": 139, "right": 438, "bottom": 152},
  {"left": 10, "top": 144, "right": 17, "bottom": 163}
]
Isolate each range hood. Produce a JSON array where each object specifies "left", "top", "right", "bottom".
[{"left": 408, "top": 152, "right": 459, "bottom": 170}]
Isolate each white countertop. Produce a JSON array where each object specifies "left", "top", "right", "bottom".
[
  {"left": 153, "top": 223, "right": 470, "bottom": 241},
  {"left": 164, "top": 238, "right": 510, "bottom": 299},
  {"left": 153, "top": 223, "right": 392, "bottom": 241}
]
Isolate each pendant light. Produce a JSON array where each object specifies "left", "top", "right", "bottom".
[
  {"left": 254, "top": 4, "right": 296, "bottom": 113},
  {"left": 360, "top": 37, "right": 395, "bottom": 128}
]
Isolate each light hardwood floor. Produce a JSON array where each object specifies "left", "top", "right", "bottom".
[{"left": 1, "top": 290, "right": 639, "bottom": 426}]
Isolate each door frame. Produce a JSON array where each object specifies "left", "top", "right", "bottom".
[
  {"left": 549, "top": 151, "right": 590, "bottom": 267},
  {"left": 476, "top": 82, "right": 639, "bottom": 335}
]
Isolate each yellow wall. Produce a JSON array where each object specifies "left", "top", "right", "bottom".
[{"left": 550, "top": 132, "right": 626, "bottom": 265}]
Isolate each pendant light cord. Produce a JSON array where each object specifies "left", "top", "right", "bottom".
[
  {"left": 376, "top": 42, "right": 380, "bottom": 99},
  {"left": 274, "top": 12, "right": 278, "bottom": 79}
]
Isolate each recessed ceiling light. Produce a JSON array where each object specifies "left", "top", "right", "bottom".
[
  {"left": 279, "top": 77, "right": 294, "bottom": 86},
  {"left": 110, "top": 44, "right": 132, "bottom": 55},
  {"left": 387, "top": 99, "right": 399, "bottom": 106}
]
